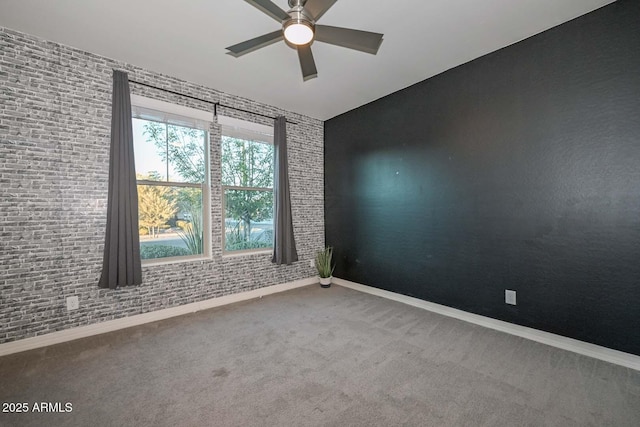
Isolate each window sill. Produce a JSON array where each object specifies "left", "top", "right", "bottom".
[
  {"left": 222, "top": 249, "right": 272, "bottom": 258},
  {"left": 142, "top": 254, "right": 210, "bottom": 267}
]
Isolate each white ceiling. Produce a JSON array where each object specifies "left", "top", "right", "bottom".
[{"left": 0, "top": 0, "right": 614, "bottom": 120}]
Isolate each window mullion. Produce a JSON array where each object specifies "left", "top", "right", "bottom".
[
  {"left": 138, "top": 180, "right": 202, "bottom": 188},
  {"left": 222, "top": 185, "right": 272, "bottom": 192},
  {"left": 165, "top": 123, "right": 169, "bottom": 182}
]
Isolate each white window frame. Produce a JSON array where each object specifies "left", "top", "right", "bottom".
[
  {"left": 131, "top": 95, "right": 212, "bottom": 265},
  {"left": 219, "top": 116, "right": 274, "bottom": 256}
]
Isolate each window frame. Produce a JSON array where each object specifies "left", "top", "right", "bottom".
[
  {"left": 219, "top": 117, "right": 274, "bottom": 256},
  {"left": 131, "top": 97, "right": 212, "bottom": 265}
]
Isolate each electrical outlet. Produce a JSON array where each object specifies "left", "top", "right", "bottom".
[
  {"left": 505, "top": 290, "right": 517, "bottom": 305},
  {"left": 309, "top": 259, "right": 315, "bottom": 268},
  {"left": 66, "top": 296, "right": 79, "bottom": 311}
]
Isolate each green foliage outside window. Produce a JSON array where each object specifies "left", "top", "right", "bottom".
[
  {"left": 144, "top": 122, "right": 206, "bottom": 183},
  {"left": 135, "top": 119, "right": 206, "bottom": 260},
  {"left": 221, "top": 136, "right": 274, "bottom": 252},
  {"left": 137, "top": 178, "right": 177, "bottom": 239}
]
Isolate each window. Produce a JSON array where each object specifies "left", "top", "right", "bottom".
[
  {"left": 131, "top": 95, "right": 211, "bottom": 262},
  {"left": 220, "top": 116, "right": 274, "bottom": 253}
]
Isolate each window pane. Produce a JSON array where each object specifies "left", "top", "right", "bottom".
[
  {"left": 138, "top": 185, "right": 204, "bottom": 260},
  {"left": 133, "top": 118, "right": 167, "bottom": 181},
  {"left": 133, "top": 119, "right": 206, "bottom": 184},
  {"left": 224, "top": 189, "right": 273, "bottom": 251},
  {"left": 221, "top": 136, "right": 274, "bottom": 188},
  {"left": 167, "top": 124, "right": 207, "bottom": 183}
]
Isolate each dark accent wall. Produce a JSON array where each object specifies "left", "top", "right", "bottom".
[{"left": 325, "top": 0, "right": 640, "bottom": 355}]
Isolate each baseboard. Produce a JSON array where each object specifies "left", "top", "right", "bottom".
[
  {"left": 0, "top": 277, "right": 316, "bottom": 357},
  {"left": 333, "top": 278, "right": 640, "bottom": 372},
  {"left": 6, "top": 276, "right": 638, "bottom": 371}
]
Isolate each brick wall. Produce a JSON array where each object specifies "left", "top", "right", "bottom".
[{"left": 0, "top": 27, "right": 324, "bottom": 344}]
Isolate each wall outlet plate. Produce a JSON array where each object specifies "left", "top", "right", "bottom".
[
  {"left": 505, "top": 289, "right": 517, "bottom": 305},
  {"left": 66, "top": 296, "right": 79, "bottom": 311},
  {"left": 309, "top": 259, "right": 315, "bottom": 268}
]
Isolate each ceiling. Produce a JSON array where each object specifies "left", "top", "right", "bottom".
[{"left": 0, "top": 0, "right": 614, "bottom": 120}]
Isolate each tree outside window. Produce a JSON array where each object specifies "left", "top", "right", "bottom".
[{"left": 221, "top": 134, "right": 274, "bottom": 252}]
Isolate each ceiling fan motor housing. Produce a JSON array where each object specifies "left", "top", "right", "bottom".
[
  {"left": 285, "top": 1, "right": 314, "bottom": 25},
  {"left": 288, "top": 0, "right": 307, "bottom": 8},
  {"left": 283, "top": 1, "right": 315, "bottom": 46}
]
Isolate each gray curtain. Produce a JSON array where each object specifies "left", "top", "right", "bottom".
[
  {"left": 272, "top": 116, "right": 298, "bottom": 265},
  {"left": 98, "top": 70, "right": 142, "bottom": 289}
]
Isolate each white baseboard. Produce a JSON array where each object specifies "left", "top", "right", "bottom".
[
  {"left": 0, "top": 277, "right": 316, "bottom": 357},
  {"left": 333, "top": 277, "right": 640, "bottom": 372},
  {"left": 5, "top": 276, "right": 638, "bottom": 372}
]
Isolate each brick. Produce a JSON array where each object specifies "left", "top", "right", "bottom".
[{"left": 0, "top": 26, "right": 324, "bottom": 344}]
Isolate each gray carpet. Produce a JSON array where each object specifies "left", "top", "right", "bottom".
[{"left": 1, "top": 285, "right": 638, "bottom": 426}]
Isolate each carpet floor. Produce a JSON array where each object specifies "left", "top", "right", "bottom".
[{"left": 0, "top": 285, "right": 638, "bottom": 426}]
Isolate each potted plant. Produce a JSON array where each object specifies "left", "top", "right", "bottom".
[{"left": 315, "top": 246, "right": 335, "bottom": 288}]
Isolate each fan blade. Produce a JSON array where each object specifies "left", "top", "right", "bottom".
[
  {"left": 244, "top": 0, "right": 290, "bottom": 22},
  {"left": 315, "top": 25, "right": 383, "bottom": 54},
  {"left": 226, "top": 30, "right": 283, "bottom": 57},
  {"left": 297, "top": 44, "right": 318, "bottom": 81},
  {"left": 302, "top": 0, "right": 338, "bottom": 21}
]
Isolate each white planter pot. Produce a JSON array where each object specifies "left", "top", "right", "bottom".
[{"left": 319, "top": 276, "right": 332, "bottom": 288}]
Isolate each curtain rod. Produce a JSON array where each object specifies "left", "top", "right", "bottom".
[{"left": 128, "top": 79, "right": 298, "bottom": 125}]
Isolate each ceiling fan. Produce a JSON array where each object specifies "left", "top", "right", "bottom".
[{"left": 226, "top": 0, "right": 384, "bottom": 81}]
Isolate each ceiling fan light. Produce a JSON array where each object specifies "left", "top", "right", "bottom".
[{"left": 284, "top": 21, "right": 314, "bottom": 45}]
